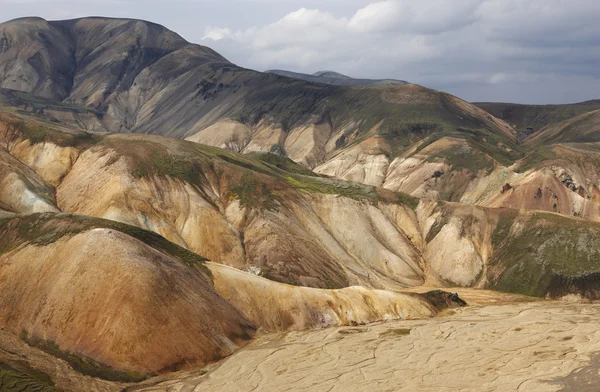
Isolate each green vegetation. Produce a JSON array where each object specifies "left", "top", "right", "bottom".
[
  {"left": 516, "top": 145, "right": 557, "bottom": 172},
  {"left": 489, "top": 212, "right": 600, "bottom": 297},
  {"left": 521, "top": 110, "right": 600, "bottom": 148},
  {"left": 99, "top": 136, "right": 419, "bottom": 210},
  {"left": 100, "top": 137, "right": 280, "bottom": 182},
  {"left": 21, "top": 333, "right": 148, "bottom": 383},
  {"left": 0, "top": 361, "right": 58, "bottom": 392},
  {"left": 0, "top": 213, "right": 210, "bottom": 273},
  {"left": 7, "top": 118, "right": 101, "bottom": 148},
  {"left": 428, "top": 144, "right": 496, "bottom": 177},
  {"left": 394, "top": 191, "right": 420, "bottom": 211},
  {"left": 229, "top": 172, "right": 278, "bottom": 210},
  {"left": 8, "top": 115, "right": 420, "bottom": 214},
  {"left": 474, "top": 101, "right": 600, "bottom": 134},
  {"left": 245, "top": 151, "right": 317, "bottom": 177},
  {"left": 285, "top": 175, "right": 379, "bottom": 203},
  {"left": 234, "top": 79, "right": 524, "bottom": 167},
  {"left": 491, "top": 209, "right": 518, "bottom": 246},
  {"left": 234, "top": 76, "right": 337, "bottom": 132}
]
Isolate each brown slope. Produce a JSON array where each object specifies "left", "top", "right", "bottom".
[
  {"left": 5, "top": 113, "right": 600, "bottom": 300},
  {"left": 207, "top": 262, "right": 451, "bottom": 333},
  {"left": 0, "top": 213, "right": 255, "bottom": 379},
  {"left": 0, "top": 142, "right": 57, "bottom": 213},
  {"left": 0, "top": 112, "right": 429, "bottom": 290},
  {"left": 417, "top": 200, "right": 600, "bottom": 298}
]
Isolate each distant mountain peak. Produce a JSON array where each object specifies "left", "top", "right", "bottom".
[
  {"left": 312, "top": 70, "right": 352, "bottom": 80},
  {"left": 266, "top": 69, "right": 408, "bottom": 87}
]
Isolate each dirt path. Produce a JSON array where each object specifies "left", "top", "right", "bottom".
[{"left": 136, "top": 301, "right": 600, "bottom": 392}]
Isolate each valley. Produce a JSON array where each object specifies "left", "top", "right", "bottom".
[{"left": 0, "top": 15, "right": 599, "bottom": 392}]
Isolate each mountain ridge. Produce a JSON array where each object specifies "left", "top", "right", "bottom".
[
  {"left": 0, "top": 17, "right": 516, "bottom": 170},
  {"left": 266, "top": 69, "right": 409, "bottom": 86}
]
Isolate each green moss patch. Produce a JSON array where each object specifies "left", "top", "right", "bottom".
[
  {"left": 7, "top": 118, "right": 101, "bottom": 148},
  {"left": 489, "top": 212, "right": 600, "bottom": 297},
  {"left": 244, "top": 151, "right": 317, "bottom": 177},
  {"left": 516, "top": 146, "right": 557, "bottom": 172},
  {"left": 21, "top": 334, "right": 148, "bottom": 383},
  {"left": 430, "top": 144, "right": 496, "bottom": 177},
  {"left": 229, "top": 172, "right": 278, "bottom": 210},
  {"left": 0, "top": 213, "right": 210, "bottom": 273},
  {"left": 0, "top": 361, "right": 58, "bottom": 392}
]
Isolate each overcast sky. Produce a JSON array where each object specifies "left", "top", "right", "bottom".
[{"left": 2, "top": 0, "right": 600, "bottom": 104}]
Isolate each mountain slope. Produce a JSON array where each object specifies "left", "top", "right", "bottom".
[
  {"left": 266, "top": 69, "right": 409, "bottom": 86},
  {"left": 523, "top": 109, "right": 600, "bottom": 147},
  {"left": 0, "top": 112, "right": 426, "bottom": 289},
  {"left": 9, "top": 15, "right": 600, "bottom": 223},
  {"left": 3, "top": 104, "right": 600, "bottom": 388},
  {"left": 3, "top": 111, "right": 600, "bottom": 299},
  {"left": 0, "top": 213, "right": 255, "bottom": 379},
  {"left": 474, "top": 100, "right": 600, "bottom": 138},
  {"left": 0, "top": 17, "right": 518, "bottom": 170}
]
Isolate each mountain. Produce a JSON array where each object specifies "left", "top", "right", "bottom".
[
  {"left": 3, "top": 14, "right": 600, "bottom": 390},
  {"left": 474, "top": 100, "right": 600, "bottom": 138},
  {"left": 0, "top": 17, "right": 516, "bottom": 167},
  {"left": 3, "top": 112, "right": 600, "bottom": 300},
  {"left": 312, "top": 70, "right": 352, "bottom": 79},
  {"left": 266, "top": 69, "right": 409, "bottom": 86},
  {"left": 3, "top": 16, "right": 600, "bottom": 223}
]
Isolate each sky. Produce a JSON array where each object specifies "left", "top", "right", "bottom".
[{"left": 2, "top": 0, "right": 600, "bottom": 104}]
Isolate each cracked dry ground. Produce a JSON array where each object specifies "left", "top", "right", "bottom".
[{"left": 137, "top": 302, "right": 600, "bottom": 392}]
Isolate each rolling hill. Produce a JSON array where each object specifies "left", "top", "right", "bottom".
[{"left": 2, "top": 111, "right": 600, "bottom": 299}]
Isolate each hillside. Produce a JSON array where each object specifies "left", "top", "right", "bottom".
[
  {"left": 2, "top": 111, "right": 600, "bottom": 300},
  {"left": 266, "top": 69, "right": 409, "bottom": 86},
  {"left": 0, "top": 213, "right": 256, "bottom": 379},
  {"left": 474, "top": 100, "right": 600, "bottom": 138},
  {"left": 0, "top": 17, "right": 518, "bottom": 169}
]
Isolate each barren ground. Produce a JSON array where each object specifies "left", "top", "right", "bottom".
[{"left": 133, "top": 296, "right": 600, "bottom": 392}]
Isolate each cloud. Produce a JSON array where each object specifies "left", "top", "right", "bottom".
[
  {"left": 200, "top": 0, "right": 600, "bottom": 103},
  {"left": 489, "top": 73, "right": 509, "bottom": 84},
  {"left": 203, "top": 26, "right": 233, "bottom": 41},
  {"left": 348, "top": 0, "right": 480, "bottom": 34}
]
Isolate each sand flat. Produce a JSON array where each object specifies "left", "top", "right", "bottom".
[{"left": 137, "top": 301, "right": 600, "bottom": 392}]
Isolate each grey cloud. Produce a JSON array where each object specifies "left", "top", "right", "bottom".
[{"left": 201, "top": 0, "right": 600, "bottom": 103}]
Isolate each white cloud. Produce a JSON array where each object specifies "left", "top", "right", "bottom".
[
  {"left": 489, "top": 73, "right": 509, "bottom": 84},
  {"left": 203, "top": 26, "right": 233, "bottom": 41},
  {"left": 348, "top": 0, "right": 480, "bottom": 34},
  {"left": 347, "top": 0, "right": 398, "bottom": 33}
]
